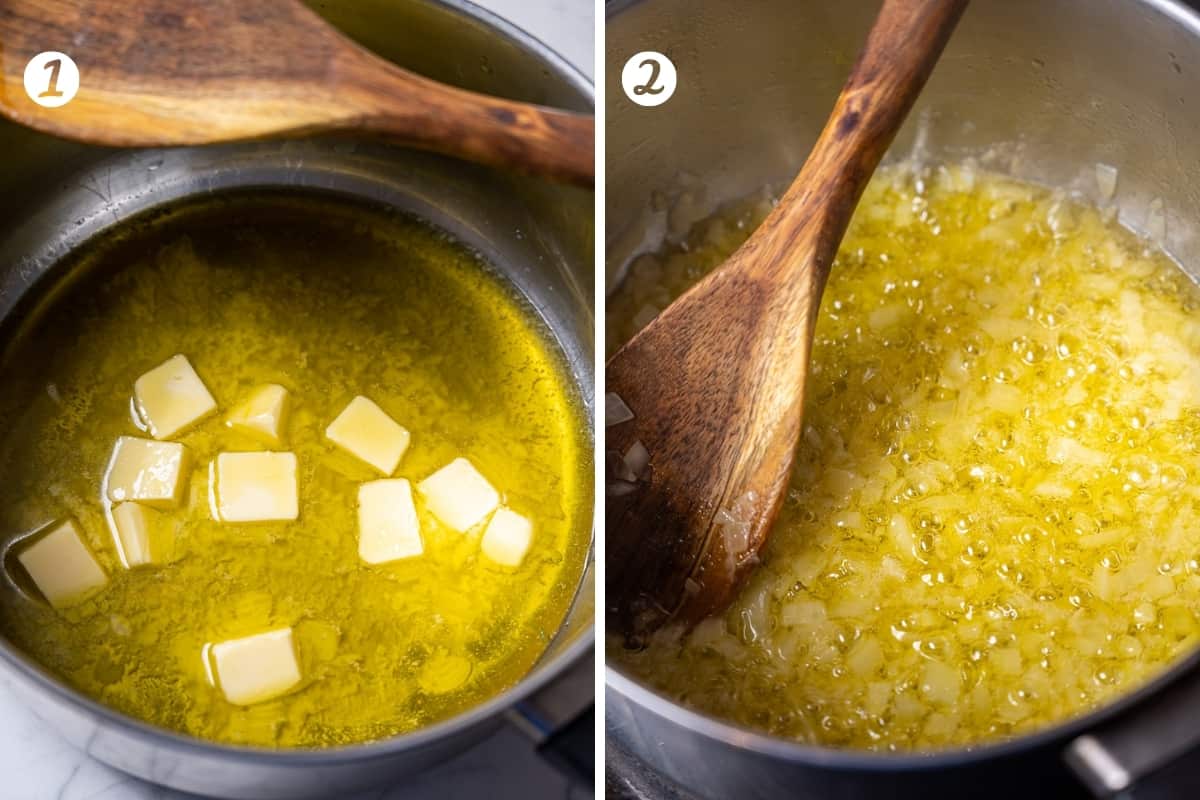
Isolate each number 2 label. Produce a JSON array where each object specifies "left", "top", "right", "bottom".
[{"left": 622, "top": 51, "right": 677, "bottom": 108}]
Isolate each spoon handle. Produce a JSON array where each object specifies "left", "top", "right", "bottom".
[
  {"left": 343, "top": 57, "right": 595, "bottom": 187},
  {"left": 750, "top": 0, "right": 968, "bottom": 288},
  {"left": 603, "top": 0, "right": 968, "bottom": 637},
  {"left": 0, "top": 0, "right": 594, "bottom": 186}
]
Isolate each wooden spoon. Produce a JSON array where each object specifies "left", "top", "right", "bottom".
[
  {"left": 606, "top": 0, "right": 968, "bottom": 640},
  {"left": 0, "top": 0, "right": 593, "bottom": 185}
]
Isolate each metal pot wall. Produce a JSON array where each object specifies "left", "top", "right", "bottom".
[
  {"left": 0, "top": 2, "right": 594, "bottom": 798},
  {"left": 605, "top": 0, "right": 1200, "bottom": 797}
]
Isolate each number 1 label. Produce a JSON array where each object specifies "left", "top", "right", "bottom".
[
  {"left": 39, "top": 58, "right": 65, "bottom": 98},
  {"left": 23, "top": 51, "right": 80, "bottom": 108}
]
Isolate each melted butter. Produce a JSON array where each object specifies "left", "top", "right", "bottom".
[
  {"left": 610, "top": 164, "right": 1200, "bottom": 750},
  {"left": 0, "top": 192, "right": 591, "bottom": 748}
]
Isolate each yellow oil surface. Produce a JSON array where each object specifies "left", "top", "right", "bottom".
[
  {"left": 610, "top": 164, "right": 1200, "bottom": 750},
  {"left": 0, "top": 193, "right": 591, "bottom": 747}
]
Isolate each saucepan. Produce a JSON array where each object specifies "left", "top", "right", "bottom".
[
  {"left": 605, "top": 0, "right": 1200, "bottom": 797},
  {"left": 0, "top": 1, "right": 594, "bottom": 797}
]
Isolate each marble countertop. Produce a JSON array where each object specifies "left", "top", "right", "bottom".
[
  {"left": 0, "top": 675, "right": 587, "bottom": 800},
  {"left": 477, "top": 0, "right": 593, "bottom": 79},
  {"left": 0, "top": 1, "right": 593, "bottom": 798}
]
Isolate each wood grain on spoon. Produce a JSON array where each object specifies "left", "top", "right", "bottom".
[
  {"left": 0, "top": 0, "right": 593, "bottom": 185},
  {"left": 607, "top": 0, "right": 968, "bottom": 640}
]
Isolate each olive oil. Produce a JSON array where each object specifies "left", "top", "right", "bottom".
[{"left": 0, "top": 192, "right": 591, "bottom": 747}]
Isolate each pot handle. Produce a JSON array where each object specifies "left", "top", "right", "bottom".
[
  {"left": 1065, "top": 664, "right": 1200, "bottom": 796},
  {"left": 506, "top": 648, "right": 594, "bottom": 785}
]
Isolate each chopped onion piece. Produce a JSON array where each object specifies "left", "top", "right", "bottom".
[
  {"left": 624, "top": 440, "right": 650, "bottom": 479},
  {"left": 1147, "top": 197, "right": 1167, "bottom": 244},
  {"left": 1095, "top": 163, "right": 1118, "bottom": 201},
  {"left": 607, "top": 479, "right": 637, "bottom": 498},
  {"left": 607, "top": 449, "right": 636, "bottom": 483},
  {"left": 605, "top": 392, "right": 634, "bottom": 427},
  {"left": 714, "top": 494, "right": 757, "bottom": 574}
]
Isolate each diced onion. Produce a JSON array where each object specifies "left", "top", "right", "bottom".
[
  {"left": 607, "top": 450, "right": 636, "bottom": 483},
  {"left": 606, "top": 479, "right": 636, "bottom": 498},
  {"left": 605, "top": 392, "right": 634, "bottom": 427},
  {"left": 1095, "top": 162, "right": 1118, "bottom": 201},
  {"left": 624, "top": 440, "right": 650, "bottom": 479},
  {"left": 1147, "top": 197, "right": 1167, "bottom": 244},
  {"left": 611, "top": 161, "right": 1200, "bottom": 753}
]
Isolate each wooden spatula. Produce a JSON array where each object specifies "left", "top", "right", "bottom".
[
  {"left": 606, "top": 0, "right": 968, "bottom": 640},
  {"left": 0, "top": 0, "right": 593, "bottom": 185}
]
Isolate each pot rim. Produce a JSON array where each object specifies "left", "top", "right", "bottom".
[
  {"left": 0, "top": 0, "right": 596, "bottom": 767},
  {"left": 604, "top": 0, "right": 1200, "bottom": 773},
  {"left": 608, "top": 644, "right": 1200, "bottom": 771}
]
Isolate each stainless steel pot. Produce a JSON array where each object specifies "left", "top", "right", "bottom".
[
  {"left": 0, "top": 2, "right": 594, "bottom": 798},
  {"left": 605, "top": 0, "right": 1200, "bottom": 797}
]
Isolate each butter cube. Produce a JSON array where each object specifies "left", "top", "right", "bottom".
[
  {"left": 106, "top": 436, "right": 189, "bottom": 508},
  {"left": 226, "top": 384, "right": 290, "bottom": 446},
  {"left": 325, "top": 396, "right": 410, "bottom": 475},
  {"left": 210, "top": 627, "right": 302, "bottom": 706},
  {"left": 213, "top": 452, "right": 299, "bottom": 523},
  {"left": 17, "top": 519, "right": 107, "bottom": 607},
  {"left": 110, "top": 502, "right": 162, "bottom": 567},
  {"left": 418, "top": 653, "right": 472, "bottom": 694},
  {"left": 134, "top": 354, "right": 218, "bottom": 439},
  {"left": 418, "top": 458, "right": 499, "bottom": 532},
  {"left": 358, "top": 479, "right": 423, "bottom": 564},
  {"left": 481, "top": 508, "right": 533, "bottom": 567}
]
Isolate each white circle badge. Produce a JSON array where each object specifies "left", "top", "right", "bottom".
[
  {"left": 23, "top": 52, "right": 80, "bottom": 108},
  {"left": 621, "top": 51, "right": 677, "bottom": 108}
]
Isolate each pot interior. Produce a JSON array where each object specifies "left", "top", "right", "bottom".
[
  {"left": 0, "top": 165, "right": 593, "bottom": 740},
  {"left": 0, "top": 0, "right": 593, "bottom": 791},
  {"left": 606, "top": 0, "right": 1200, "bottom": 290},
  {"left": 605, "top": 0, "right": 1200, "bottom": 762}
]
